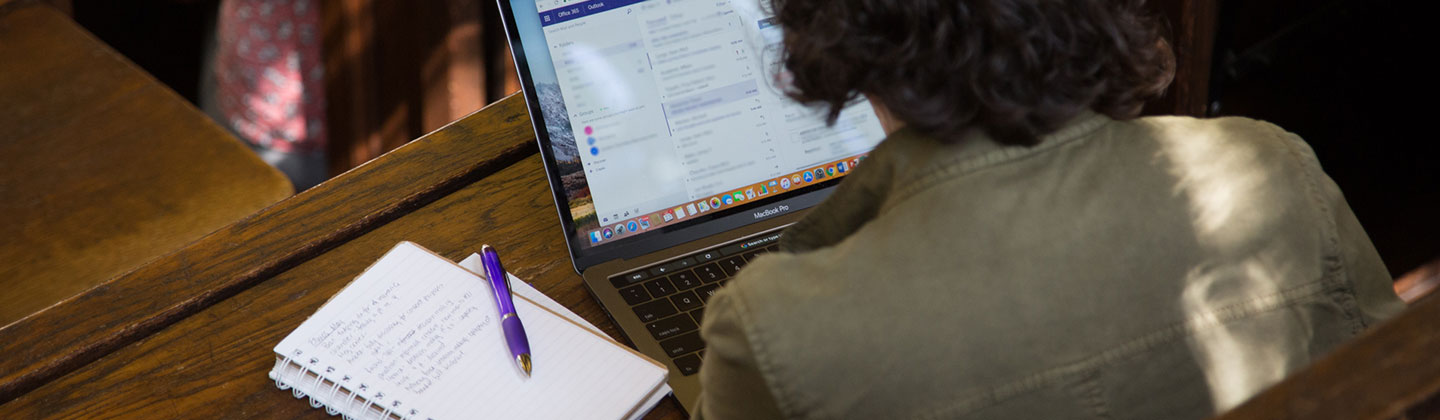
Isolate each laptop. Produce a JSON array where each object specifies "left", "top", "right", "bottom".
[{"left": 497, "top": 0, "right": 887, "bottom": 413}]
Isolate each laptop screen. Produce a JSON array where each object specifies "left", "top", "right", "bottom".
[{"left": 502, "top": 0, "right": 886, "bottom": 260}]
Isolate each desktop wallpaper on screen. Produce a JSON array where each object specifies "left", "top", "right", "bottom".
[
  {"left": 510, "top": 0, "right": 599, "bottom": 237},
  {"left": 537, "top": 82, "right": 597, "bottom": 230}
]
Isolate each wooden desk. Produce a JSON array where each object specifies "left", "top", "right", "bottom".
[
  {"left": 0, "top": 2, "right": 291, "bottom": 327},
  {"left": 0, "top": 94, "right": 683, "bottom": 419}
]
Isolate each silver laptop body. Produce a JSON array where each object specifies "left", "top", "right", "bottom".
[{"left": 496, "top": 0, "right": 887, "bottom": 413}]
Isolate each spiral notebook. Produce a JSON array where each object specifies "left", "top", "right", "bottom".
[{"left": 268, "top": 242, "right": 669, "bottom": 420}]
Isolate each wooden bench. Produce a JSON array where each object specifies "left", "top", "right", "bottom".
[{"left": 1214, "top": 293, "right": 1440, "bottom": 419}]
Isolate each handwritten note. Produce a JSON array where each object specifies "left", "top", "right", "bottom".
[{"left": 272, "top": 242, "right": 668, "bottom": 420}]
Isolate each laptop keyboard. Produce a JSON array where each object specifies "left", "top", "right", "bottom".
[{"left": 607, "top": 231, "right": 782, "bottom": 376}]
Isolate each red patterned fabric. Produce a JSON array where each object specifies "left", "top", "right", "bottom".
[{"left": 214, "top": 0, "right": 325, "bottom": 154}]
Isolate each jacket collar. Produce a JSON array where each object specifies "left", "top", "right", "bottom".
[{"left": 883, "top": 111, "right": 1112, "bottom": 209}]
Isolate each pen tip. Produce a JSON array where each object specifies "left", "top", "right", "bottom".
[{"left": 518, "top": 353, "right": 532, "bottom": 376}]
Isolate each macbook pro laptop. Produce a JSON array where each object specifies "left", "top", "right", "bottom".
[{"left": 497, "top": 0, "right": 887, "bottom": 413}]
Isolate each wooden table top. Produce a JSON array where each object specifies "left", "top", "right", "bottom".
[
  {"left": 0, "top": 94, "right": 683, "bottom": 419},
  {"left": 0, "top": 2, "right": 291, "bottom": 327}
]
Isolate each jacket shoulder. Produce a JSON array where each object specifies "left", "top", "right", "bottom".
[{"left": 1129, "top": 115, "right": 1311, "bottom": 154}]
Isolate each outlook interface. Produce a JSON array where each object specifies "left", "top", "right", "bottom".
[{"left": 517, "top": 0, "right": 886, "bottom": 247}]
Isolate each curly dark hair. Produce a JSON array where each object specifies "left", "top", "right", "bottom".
[{"left": 771, "top": 0, "right": 1175, "bottom": 145}]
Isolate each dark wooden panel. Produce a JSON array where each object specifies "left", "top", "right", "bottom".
[
  {"left": 1144, "top": 0, "right": 1220, "bottom": 117},
  {"left": 322, "top": 0, "right": 522, "bottom": 176},
  {"left": 1213, "top": 293, "right": 1440, "bottom": 420},
  {"left": 480, "top": 0, "right": 522, "bottom": 98},
  {"left": 0, "top": 94, "right": 536, "bottom": 404},
  {"left": 0, "top": 156, "right": 683, "bottom": 419},
  {"left": 0, "top": 4, "right": 290, "bottom": 326},
  {"left": 323, "top": 0, "right": 385, "bottom": 172},
  {"left": 417, "top": 0, "right": 485, "bottom": 132}
]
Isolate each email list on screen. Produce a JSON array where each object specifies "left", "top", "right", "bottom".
[{"left": 519, "top": 0, "right": 886, "bottom": 247}]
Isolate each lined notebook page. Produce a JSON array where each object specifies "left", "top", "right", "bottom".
[
  {"left": 456, "top": 254, "right": 601, "bottom": 335},
  {"left": 274, "top": 242, "right": 667, "bottom": 420},
  {"left": 457, "top": 253, "right": 673, "bottom": 420}
]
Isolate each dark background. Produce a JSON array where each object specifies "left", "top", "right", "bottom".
[
  {"left": 1207, "top": 0, "right": 1436, "bottom": 276},
  {"left": 74, "top": 0, "right": 215, "bottom": 103},
  {"left": 73, "top": 0, "right": 1438, "bottom": 277}
]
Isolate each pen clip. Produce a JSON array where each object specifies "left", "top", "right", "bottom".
[{"left": 482, "top": 244, "right": 512, "bottom": 294}]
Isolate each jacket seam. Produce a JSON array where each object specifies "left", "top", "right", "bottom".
[
  {"left": 1076, "top": 368, "right": 1112, "bottom": 420},
  {"left": 1271, "top": 128, "right": 1362, "bottom": 331}
]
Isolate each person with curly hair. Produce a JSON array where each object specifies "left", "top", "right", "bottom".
[{"left": 694, "top": 1, "right": 1405, "bottom": 419}]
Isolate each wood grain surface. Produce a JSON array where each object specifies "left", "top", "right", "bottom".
[
  {"left": 0, "top": 155, "right": 684, "bottom": 419},
  {"left": 1213, "top": 293, "right": 1440, "bottom": 420},
  {"left": 0, "top": 3, "right": 291, "bottom": 327},
  {"left": 322, "top": 0, "right": 523, "bottom": 176},
  {"left": 0, "top": 94, "right": 536, "bottom": 404}
]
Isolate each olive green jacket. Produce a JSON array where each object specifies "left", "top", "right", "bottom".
[{"left": 693, "top": 113, "right": 1405, "bottom": 420}]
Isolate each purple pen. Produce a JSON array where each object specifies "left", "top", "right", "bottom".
[{"left": 481, "top": 245, "right": 532, "bottom": 376}]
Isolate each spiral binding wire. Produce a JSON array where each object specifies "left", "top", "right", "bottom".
[
  {"left": 325, "top": 380, "right": 343, "bottom": 415},
  {"left": 342, "top": 387, "right": 361, "bottom": 420},
  {"left": 273, "top": 355, "right": 394, "bottom": 419},
  {"left": 308, "top": 368, "right": 327, "bottom": 408},
  {"left": 344, "top": 379, "right": 365, "bottom": 420},
  {"left": 274, "top": 357, "right": 293, "bottom": 391}
]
